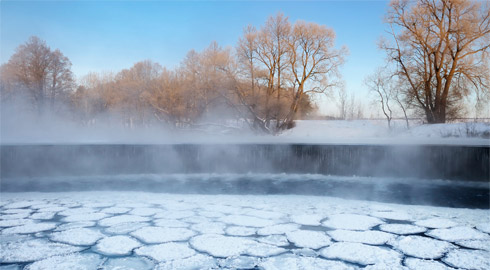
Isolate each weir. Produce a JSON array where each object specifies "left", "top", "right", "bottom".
[{"left": 1, "top": 144, "right": 488, "bottom": 181}]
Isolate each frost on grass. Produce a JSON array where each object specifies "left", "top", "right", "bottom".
[
  {"left": 49, "top": 228, "right": 104, "bottom": 246},
  {"left": 0, "top": 238, "right": 82, "bottom": 263},
  {"left": 404, "top": 258, "right": 456, "bottom": 270},
  {"left": 94, "top": 236, "right": 141, "bottom": 256},
  {"left": 328, "top": 229, "right": 395, "bottom": 245},
  {"left": 414, "top": 218, "right": 458, "bottom": 229},
  {"left": 98, "top": 215, "right": 149, "bottom": 227},
  {"left": 426, "top": 226, "right": 490, "bottom": 242},
  {"left": 286, "top": 230, "right": 332, "bottom": 249},
  {"left": 260, "top": 254, "right": 356, "bottom": 270},
  {"left": 220, "top": 215, "right": 277, "bottom": 227},
  {"left": 102, "top": 257, "right": 154, "bottom": 270},
  {"left": 389, "top": 235, "right": 455, "bottom": 259},
  {"left": 320, "top": 242, "right": 402, "bottom": 266},
  {"left": 379, "top": 224, "right": 427, "bottom": 235},
  {"left": 155, "top": 254, "right": 217, "bottom": 270},
  {"left": 134, "top": 242, "right": 196, "bottom": 262},
  {"left": 257, "top": 223, "right": 300, "bottom": 235},
  {"left": 130, "top": 226, "right": 196, "bottom": 244},
  {"left": 189, "top": 234, "right": 285, "bottom": 258},
  {"left": 1, "top": 222, "right": 57, "bottom": 234},
  {"left": 322, "top": 214, "right": 383, "bottom": 231},
  {"left": 443, "top": 249, "right": 490, "bottom": 270},
  {"left": 24, "top": 253, "right": 103, "bottom": 270}
]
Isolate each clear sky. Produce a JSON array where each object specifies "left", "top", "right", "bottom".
[{"left": 1, "top": 0, "right": 390, "bottom": 115}]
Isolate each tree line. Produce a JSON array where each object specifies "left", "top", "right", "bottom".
[{"left": 1, "top": 0, "right": 489, "bottom": 134}]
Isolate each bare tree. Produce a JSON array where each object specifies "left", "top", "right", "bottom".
[
  {"left": 4, "top": 36, "right": 74, "bottom": 112},
  {"left": 365, "top": 70, "right": 394, "bottom": 128},
  {"left": 382, "top": 0, "right": 490, "bottom": 123}
]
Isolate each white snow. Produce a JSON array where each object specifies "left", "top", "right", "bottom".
[
  {"left": 0, "top": 238, "right": 82, "bottom": 263},
  {"left": 54, "top": 221, "right": 96, "bottom": 231},
  {"left": 443, "top": 249, "right": 490, "bottom": 270},
  {"left": 322, "top": 214, "right": 383, "bottom": 230},
  {"left": 328, "top": 229, "right": 395, "bottom": 245},
  {"left": 0, "top": 218, "right": 33, "bottom": 227},
  {"left": 1, "top": 222, "right": 57, "bottom": 234},
  {"left": 93, "top": 236, "right": 141, "bottom": 256},
  {"left": 260, "top": 254, "right": 356, "bottom": 270},
  {"left": 257, "top": 235, "right": 290, "bottom": 247},
  {"left": 370, "top": 211, "right": 413, "bottom": 221},
  {"left": 100, "top": 207, "right": 131, "bottom": 214},
  {"left": 404, "top": 258, "right": 455, "bottom": 270},
  {"left": 189, "top": 234, "right": 285, "bottom": 258},
  {"left": 220, "top": 214, "right": 277, "bottom": 227},
  {"left": 49, "top": 228, "right": 104, "bottom": 246},
  {"left": 130, "top": 226, "right": 196, "bottom": 243},
  {"left": 389, "top": 235, "right": 455, "bottom": 259},
  {"left": 153, "top": 219, "right": 189, "bottom": 228},
  {"left": 129, "top": 207, "right": 163, "bottom": 216},
  {"left": 98, "top": 215, "right": 149, "bottom": 226},
  {"left": 414, "top": 218, "right": 458, "bottom": 229},
  {"left": 320, "top": 242, "right": 402, "bottom": 266},
  {"left": 190, "top": 221, "right": 225, "bottom": 234},
  {"left": 219, "top": 256, "right": 259, "bottom": 269},
  {"left": 24, "top": 253, "right": 103, "bottom": 270},
  {"left": 286, "top": 230, "right": 332, "bottom": 249},
  {"left": 426, "top": 226, "right": 490, "bottom": 242},
  {"left": 30, "top": 212, "right": 56, "bottom": 220},
  {"left": 257, "top": 223, "right": 301, "bottom": 235},
  {"left": 135, "top": 242, "right": 196, "bottom": 262},
  {"left": 155, "top": 254, "right": 217, "bottom": 270},
  {"left": 379, "top": 224, "right": 427, "bottom": 235},
  {"left": 153, "top": 210, "right": 195, "bottom": 219},
  {"left": 102, "top": 257, "right": 154, "bottom": 270}
]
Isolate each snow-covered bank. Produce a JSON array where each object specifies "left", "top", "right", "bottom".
[
  {"left": 1, "top": 120, "right": 489, "bottom": 145},
  {"left": 1, "top": 192, "right": 489, "bottom": 270}
]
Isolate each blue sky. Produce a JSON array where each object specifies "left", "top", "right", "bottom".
[{"left": 1, "top": 0, "right": 389, "bottom": 115}]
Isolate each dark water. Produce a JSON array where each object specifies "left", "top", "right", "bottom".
[{"left": 1, "top": 144, "right": 488, "bottom": 209}]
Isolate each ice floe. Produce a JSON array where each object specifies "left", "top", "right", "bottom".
[
  {"left": 129, "top": 207, "right": 163, "bottom": 216},
  {"left": 190, "top": 234, "right": 285, "bottom": 258},
  {"left": 370, "top": 211, "right": 412, "bottom": 221},
  {"left": 379, "top": 224, "right": 427, "bottom": 235},
  {"left": 414, "top": 218, "right": 458, "bottom": 229},
  {"left": 220, "top": 214, "right": 277, "bottom": 227},
  {"left": 98, "top": 215, "right": 149, "bottom": 226},
  {"left": 130, "top": 226, "right": 196, "bottom": 243},
  {"left": 102, "top": 257, "right": 154, "bottom": 270},
  {"left": 260, "top": 254, "right": 356, "bottom": 270},
  {"left": 49, "top": 228, "right": 104, "bottom": 246},
  {"left": 286, "top": 230, "right": 332, "bottom": 249},
  {"left": 322, "top": 214, "right": 383, "bottom": 230},
  {"left": 257, "top": 223, "right": 300, "bottom": 235},
  {"left": 225, "top": 226, "right": 256, "bottom": 236},
  {"left": 54, "top": 221, "right": 96, "bottom": 231},
  {"left": 219, "top": 256, "right": 259, "bottom": 269},
  {"left": 135, "top": 242, "right": 196, "bottom": 261},
  {"left": 1, "top": 222, "right": 57, "bottom": 234},
  {"left": 100, "top": 207, "right": 131, "bottom": 214},
  {"left": 190, "top": 222, "right": 225, "bottom": 234},
  {"left": 328, "top": 229, "right": 395, "bottom": 245},
  {"left": 62, "top": 212, "right": 108, "bottom": 222},
  {"left": 24, "top": 253, "right": 103, "bottom": 270},
  {"left": 257, "top": 235, "right": 290, "bottom": 247},
  {"left": 0, "top": 238, "right": 82, "bottom": 263},
  {"left": 153, "top": 219, "right": 189, "bottom": 228},
  {"left": 476, "top": 222, "right": 490, "bottom": 234},
  {"left": 104, "top": 222, "right": 149, "bottom": 235},
  {"left": 456, "top": 239, "right": 490, "bottom": 251},
  {"left": 94, "top": 236, "right": 141, "bottom": 256},
  {"left": 155, "top": 254, "right": 217, "bottom": 270},
  {"left": 289, "top": 214, "right": 324, "bottom": 226},
  {"left": 0, "top": 218, "right": 33, "bottom": 228},
  {"left": 389, "top": 235, "right": 455, "bottom": 259},
  {"left": 443, "top": 249, "right": 490, "bottom": 270},
  {"left": 426, "top": 226, "right": 490, "bottom": 242},
  {"left": 30, "top": 212, "right": 56, "bottom": 220},
  {"left": 404, "top": 258, "right": 455, "bottom": 270},
  {"left": 320, "top": 242, "right": 401, "bottom": 266}
]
